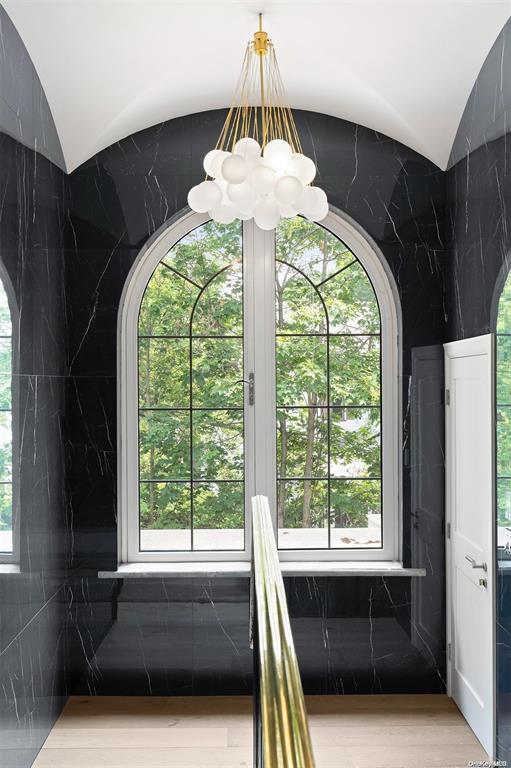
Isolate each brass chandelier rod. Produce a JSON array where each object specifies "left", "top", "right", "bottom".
[
  {"left": 213, "top": 14, "right": 303, "bottom": 160},
  {"left": 256, "top": 13, "right": 268, "bottom": 146},
  {"left": 188, "top": 12, "right": 327, "bottom": 228}
]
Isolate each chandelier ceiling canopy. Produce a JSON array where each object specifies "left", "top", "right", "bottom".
[{"left": 188, "top": 15, "right": 328, "bottom": 230}]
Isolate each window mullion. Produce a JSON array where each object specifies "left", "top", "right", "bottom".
[
  {"left": 248, "top": 223, "right": 277, "bottom": 534},
  {"left": 243, "top": 220, "right": 256, "bottom": 556}
]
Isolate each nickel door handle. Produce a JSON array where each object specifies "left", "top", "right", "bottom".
[{"left": 465, "top": 555, "right": 487, "bottom": 572}]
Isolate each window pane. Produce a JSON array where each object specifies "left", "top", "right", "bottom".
[
  {"left": 276, "top": 217, "right": 354, "bottom": 284},
  {"left": 192, "top": 264, "right": 242, "bottom": 336},
  {"left": 497, "top": 407, "right": 511, "bottom": 478},
  {"left": 277, "top": 407, "right": 328, "bottom": 478},
  {"left": 136, "top": 220, "right": 246, "bottom": 555},
  {"left": 497, "top": 478, "right": 511, "bottom": 527},
  {"left": 330, "top": 479, "right": 381, "bottom": 548},
  {"left": 192, "top": 410, "right": 243, "bottom": 480},
  {"left": 139, "top": 263, "right": 197, "bottom": 337},
  {"left": 0, "top": 411, "right": 12, "bottom": 482},
  {"left": 322, "top": 261, "right": 380, "bottom": 334},
  {"left": 0, "top": 375, "right": 11, "bottom": 410},
  {"left": 165, "top": 221, "right": 242, "bottom": 286},
  {"left": 139, "top": 410, "right": 189, "bottom": 481},
  {"left": 277, "top": 479, "right": 328, "bottom": 549},
  {"left": 0, "top": 293, "right": 11, "bottom": 336},
  {"left": 138, "top": 338, "right": 189, "bottom": 408},
  {"left": 139, "top": 482, "right": 191, "bottom": 550},
  {"left": 0, "top": 483, "right": 12, "bottom": 553},
  {"left": 497, "top": 336, "right": 511, "bottom": 404},
  {"left": 0, "top": 337, "right": 11, "bottom": 374},
  {"left": 192, "top": 338, "right": 243, "bottom": 408},
  {"left": 275, "top": 219, "right": 383, "bottom": 552},
  {"left": 330, "top": 336, "right": 380, "bottom": 406},
  {"left": 497, "top": 277, "right": 511, "bottom": 545},
  {"left": 193, "top": 482, "right": 244, "bottom": 550},
  {"left": 330, "top": 408, "right": 381, "bottom": 478},
  {"left": 497, "top": 276, "right": 511, "bottom": 333},
  {"left": 0, "top": 281, "right": 11, "bottom": 557},
  {"left": 275, "top": 263, "right": 325, "bottom": 334},
  {"left": 276, "top": 336, "right": 327, "bottom": 407}
]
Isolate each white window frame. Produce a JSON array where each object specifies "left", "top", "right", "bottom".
[{"left": 118, "top": 207, "right": 402, "bottom": 564}]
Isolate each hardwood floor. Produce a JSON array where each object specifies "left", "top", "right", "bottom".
[{"left": 33, "top": 694, "right": 488, "bottom": 768}]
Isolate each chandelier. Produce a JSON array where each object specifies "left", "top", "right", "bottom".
[{"left": 187, "top": 15, "right": 328, "bottom": 230}]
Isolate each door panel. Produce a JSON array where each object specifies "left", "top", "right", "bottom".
[
  {"left": 454, "top": 370, "right": 488, "bottom": 548},
  {"left": 445, "top": 334, "right": 495, "bottom": 757},
  {"left": 454, "top": 566, "right": 486, "bottom": 702}
]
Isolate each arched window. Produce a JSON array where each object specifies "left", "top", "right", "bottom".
[
  {"left": 0, "top": 269, "right": 16, "bottom": 562},
  {"left": 496, "top": 273, "right": 511, "bottom": 544},
  {"left": 119, "top": 211, "right": 400, "bottom": 563}
]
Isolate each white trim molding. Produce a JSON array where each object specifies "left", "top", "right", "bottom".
[{"left": 117, "top": 207, "right": 402, "bottom": 565}]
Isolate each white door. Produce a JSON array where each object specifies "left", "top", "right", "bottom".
[{"left": 445, "top": 334, "right": 495, "bottom": 757}]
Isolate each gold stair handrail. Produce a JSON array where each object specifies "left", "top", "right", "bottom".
[{"left": 251, "top": 495, "right": 315, "bottom": 768}]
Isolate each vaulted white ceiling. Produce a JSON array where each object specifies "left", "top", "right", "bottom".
[{"left": 3, "top": 1, "right": 510, "bottom": 172}]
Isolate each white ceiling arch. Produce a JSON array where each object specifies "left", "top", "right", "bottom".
[{"left": 3, "top": 0, "right": 510, "bottom": 172}]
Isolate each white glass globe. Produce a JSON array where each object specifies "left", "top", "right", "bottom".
[
  {"left": 263, "top": 139, "right": 293, "bottom": 172},
  {"left": 226, "top": 181, "right": 257, "bottom": 211},
  {"left": 248, "top": 161, "right": 276, "bottom": 195},
  {"left": 296, "top": 186, "right": 316, "bottom": 215},
  {"left": 212, "top": 178, "right": 230, "bottom": 205},
  {"left": 274, "top": 175, "right": 303, "bottom": 205},
  {"left": 187, "top": 181, "right": 222, "bottom": 213},
  {"left": 210, "top": 204, "right": 237, "bottom": 224},
  {"left": 203, "top": 149, "right": 223, "bottom": 177},
  {"left": 254, "top": 197, "right": 280, "bottom": 230},
  {"left": 309, "top": 201, "right": 328, "bottom": 222},
  {"left": 221, "top": 154, "right": 248, "bottom": 185},
  {"left": 308, "top": 187, "right": 328, "bottom": 221},
  {"left": 297, "top": 186, "right": 328, "bottom": 221},
  {"left": 210, "top": 150, "right": 231, "bottom": 180},
  {"left": 279, "top": 203, "right": 298, "bottom": 219},
  {"left": 234, "top": 137, "right": 261, "bottom": 166},
  {"left": 237, "top": 209, "right": 253, "bottom": 221},
  {"left": 285, "top": 153, "right": 316, "bottom": 185}
]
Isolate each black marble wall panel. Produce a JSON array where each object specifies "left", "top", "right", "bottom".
[
  {"left": 64, "top": 108, "right": 447, "bottom": 697},
  {"left": 0, "top": 137, "right": 71, "bottom": 765},
  {"left": 0, "top": 6, "right": 100, "bottom": 766},
  {"left": 446, "top": 17, "right": 511, "bottom": 763},
  {"left": 0, "top": 587, "right": 68, "bottom": 768},
  {"left": 74, "top": 575, "right": 444, "bottom": 698}
]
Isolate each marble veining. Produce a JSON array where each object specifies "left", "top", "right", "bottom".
[
  {"left": 57, "top": 107, "right": 448, "bottom": 713},
  {"left": 0, "top": 1, "right": 508, "bottom": 761},
  {"left": 0, "top": 4, "right": 471, "bottom": 766},
  {"left": 447, "top": 16, "right": 511, "bottom": 762}
]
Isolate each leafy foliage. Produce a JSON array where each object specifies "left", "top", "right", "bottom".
[
  {"left": 0, "top": 283, "right": 12, "bottom": 542},
  {"left": 497, "top": 275, "right": 511, "bottom": 526},
  {"left": 138, "top": 217, "right": 382, "bottom": 549},
  {"left": 138, "top": 221, "right": 244, "bottom": 543},
  {"left": 275, "top": 218, "right": 381, "bottom": 533}
]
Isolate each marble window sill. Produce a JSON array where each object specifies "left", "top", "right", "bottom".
[
  {"left": 98, "top": 561, "right": 426, "bottom": 579},
  {"left": 0, "top": 563, "right": 21, "bottom": 575}
]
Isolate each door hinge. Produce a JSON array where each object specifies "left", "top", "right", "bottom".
[
  {"left": 447, "top": 642, "right": 452, "bottom": 661},
  {"left": 446, "top": 522, "right": 451, "bottom": 539},
  {"left": 445, "top": 388, "right": 450, "bottom": 406}
]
